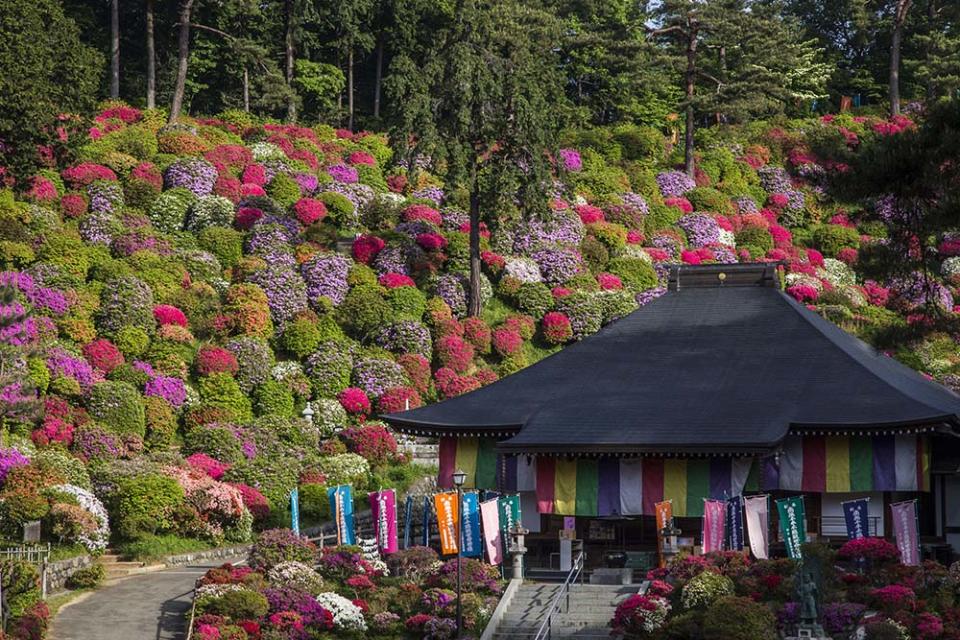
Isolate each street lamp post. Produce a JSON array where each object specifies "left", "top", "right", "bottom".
[{"left": 452, "top": 469, "right": 466, "bottom": 638}]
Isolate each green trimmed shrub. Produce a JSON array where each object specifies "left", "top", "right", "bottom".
[
  {"left": 266, "top": 174, "right": 301, "bottom": 209},
  {"left": 686, "top": 187, "right": 733, "bottom": 215},
  {"left": 113, "top": 326, "right": 151, "bottom": 358},
  {"left": 184, "top": 424, "right": 244, "bottom": 464},
  {"left": 337, "top": 285, "right": 394, "bottom": 338},
  {"left": 580, "top": 235, "right": 610, "bottom": 272},
  {"left": 387, "top": 285, "right": 427, "bottom": 320},
  {"left": 702, "top": 596, "right": 776, "bottom": 640},
  {"left": 186, "top": 196, "right": 235, "bottom": 232},
  {"left": 611, "top": 124, "right": 665, "bottom": 163},
  {"left": 148, "top": 187, "right": 196, "bottom": 234},
  {"left": 734, "top": 227, "right": 774, "bottom": 254},
  {"left": 254, "top": 379, "right": 295, "bottom": 418},
  {"left": 201, "top": 589, "right": 269, "bottom": 619},
  {"left": 347, "top": 263, "right": 379, "bottom": 288},
  {"left": 517, "top": 282, "right": 554, "bottom": 319},
  {"left": 607, "top": 257, "right": 658, "bottom": 292},
  {"left": 318, "top": 192, "right": 355, "bottom": 225},
  {"left": 589, "top": 222, "right": 628, "bottom": 252},
  {"left": 96, "top": 275, "right": 155, "bottom": 338},
  {"left": 644, "top": 203, "right": 682, "bottom": 234},
  {"left": 812, "top": 224, "right": 860, "bottom": 257},
  {"left": 143, "top": 396, "right": 178, "bottom": 450},
  {"left": 198, "top": 226, "right": 244, "bottom": 268},
  {"left": 66, "top": 564, "right": 105, "bottom": 590},
  {"left": 87, "top": 381, "right": 146, "bottom": 437},
  {"left": 112, "top": 474, "right": 185, "bottom": 538},
  {"left": 281, "top": 317, "right": 322, "bottom": 358},
  {"left": 197, "top": 373, "right": 253, "bottom": 423},
  {"left": 681, "top": 571, "right": 735, "bottom": 610}
]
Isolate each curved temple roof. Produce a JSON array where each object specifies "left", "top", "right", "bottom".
[{"left": 381, "top": 264, "right": 960, "bottom": 455}]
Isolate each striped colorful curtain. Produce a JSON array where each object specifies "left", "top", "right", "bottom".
[{"left": 438, "top": 434, "right": 931, "bottom": 516}]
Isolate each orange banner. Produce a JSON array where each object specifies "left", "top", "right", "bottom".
[
  {"left": 655, "top": 500, "right": 673, "bottom": 568},
  {"left": 655, "top": 500, "right": 673, "bottom": 532},
  {"left": 434, "top": 492, "right": 459, "bottom": 555}
]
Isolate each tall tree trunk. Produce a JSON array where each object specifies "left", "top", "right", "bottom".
[
  {"left": 467, "top": 164, "right": 482, "bottom": 317},
  {"left": 168, "top": 0, "right": 195, "bottom": 124},
  {"left": 348, "top": 47, "right": 355, "bottom": 131},
  {"left": 889, "top": 0, "right": 913, "bottom": 116},
  {"left": 146, "top": 0, "right": 155, "bottom": 108},
  {"left": 373, "top": 35, "right": 384, "bottom": 119},
  {"left": 110, "top": 0, "right": 120, "bottom": 99},
  {"left": 285, "top": 0, "right": 296, "bottom": 122},
  {"left": 684, "top": 25, "right": 698, "bottom": 178},
  {"left": 243, "top": 67, "right": 250, "bottom": 112}
]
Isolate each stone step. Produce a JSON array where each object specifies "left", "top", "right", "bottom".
[{"left": 97, "top": 554, "right": 122, "bottom": 564}]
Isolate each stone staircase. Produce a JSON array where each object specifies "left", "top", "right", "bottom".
[
  {"left": 97, "top": 549, "right": 164, "bottom": 582},
  {"left": 489, "top": 583, "right": 636, "bottom": 639}
]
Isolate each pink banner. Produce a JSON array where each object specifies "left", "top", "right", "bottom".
[
  {"left": 702, "top": 500, "right": 726, "bottom": 553},
  {"left": 480, "top": 498, "right": 503, "bottom": 565},
  {"left": 891, "top": 500, "right": 920, "bottom": 566},
  {"left": 744, "top": 495, "right": 769, "bottom": 560},
  {"left": 369, "top": 489, "right": 398, "bottom": 554}
]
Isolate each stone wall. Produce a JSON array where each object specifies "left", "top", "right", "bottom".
[
  {"left": 163, "top": 544, "right": 252, "bottom": 567},
  {"left": 46, "top": 555, "right": 93, "bottom": 593}
]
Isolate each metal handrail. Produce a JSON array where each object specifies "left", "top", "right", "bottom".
[{"left": 532, "top": 551, "right": 584, "bottom": 640}]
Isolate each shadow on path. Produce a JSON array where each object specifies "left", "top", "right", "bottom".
[{"left": 51, "top": 557, "right": 245, "bottom": 640}]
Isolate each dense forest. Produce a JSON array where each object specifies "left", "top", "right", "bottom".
[{"left": 3, "top": 0, "right": 960, "bottom": 183}]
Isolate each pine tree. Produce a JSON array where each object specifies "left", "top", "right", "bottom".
[
  {"left": 388, "top": 0, "right": 565, "bottom": 316},
  {"left": 906, "top": 0, "right": 960, "bottom": 101}
]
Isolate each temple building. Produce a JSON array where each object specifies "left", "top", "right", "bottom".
[{"left": 382, "top": 264, "right": 960, "bottom": 566}]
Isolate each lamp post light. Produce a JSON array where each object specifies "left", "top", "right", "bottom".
[
  {"left": 301, "top": 401, "right": 314, "bottom": 422},
  {"left": 452, "top": 469, "right": 467, "bottom": 638}
]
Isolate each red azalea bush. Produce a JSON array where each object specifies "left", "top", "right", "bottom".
[
  {"left": 379, "top": 272, "right": 416, "bottom": 288},
  {"left": 626, "top": 230, "right": 644, "bottom": 244},
  {"left": 338, "top": 387, "right": 371, "bottom": 415},
  {"left": 491, "top": 328, "right": 522, "bottom": 357},
  {"left": 292, "top": 198, "right": 327, "bottom": 225},
  {"left": 806, "top": 248, "right": 825, "bottom": 267},
  {"left": 541, "top": 312, "right": 572, "bottom": 345},
  {"left": 838, "top": 537, "right": 900, "bottom": 563},
  {"left": 837, "top": 247, "right": 859, "bottom": 264},
  {"left": 348, "top": 151, "right": 376, "bottom": 166},
  {"left": 82, "top": 338, "right": 124, "bottom": 373},
  {"left": 196, "top": 346, "right": 240, "bottom": 376},
  {"left": 787, "top": 284, "right": 819, "bottom": 303},
  {"left": 62, "top": 162, "right": 117, "bottom": 187},
  {"left": 60, "top": 193, "right": 88, "bottom": 217},
  {"left": 664, "top": 197, "right": 693, "bottom": 213},
  {"left": 214, "top": 176, "right": 242, "bottom": 202},
  {"left": 235, "top": 207, "right": 263, "bottom": 229},
  {"left": 416, "top": 232, "right": 447, "bottom": 252},
  {"left": 340, "top": 423, "right": 399, "bottom": 465},
  {"left": 186, "top": 453, "right": 231, "bottom": 480},
  {"left": 353, "top": 234, "right": 386, "bottom": 264},
  {"left": 377, "top": 386, "right": 423, "bottom": 414},
  {"left": 154, "top": 304, "right": 188, "bottom": 327},
  {"left": 597, "top": 273, "right": 623, "bottom": 290},
  {"left": 871, "top": 584, "right": 917, "bottom": 614},
  {"left": 768, "top": 193, "right": 790, "bottom": 208},
  {"left": 32, "top": 417, "right": 75, "bottom": 447},
  {"left": 481, "top": 251, "right": 506, "bottom": 274},
  {"left": 576, "top": 204, "right": 605, "bottom": 224},
  {"left": 503, "top": 314, "right": 536, "bottom": 340},
  {"left": 240, "top": 183, "right": 266, "bottom": 197},
  {"left": 398, "top": 354, "right": 431, "bottom": 394},
  {"left": 403, "top": 204, "right": 442, "bottom": 226},
  {"left": 610, "top": 594, "right": 670, "bottom": 636},
  {"left": 435, "top": 335, "right": 474, "bottom": 373},
  {"left": 242, "top": 164, "right": 268, "bottom": 186},
  {"left": 462, "top": 317, "right": 492, "bottom": 354},
  {"left": 386, "top": 174, "right": 407, "bottom": 193},
  {"left": 433, "top": 367, "right": 482, "bottom": 399}
]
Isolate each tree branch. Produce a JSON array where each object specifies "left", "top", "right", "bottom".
[{"left": 182, "top": 22, "right": 235, "bottom": 41}]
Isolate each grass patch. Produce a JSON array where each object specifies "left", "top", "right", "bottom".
[
  {"left": 117, "top": 535, "right": 212, "bottom": 562},
  {"left": 49, "top": 543, "right": 90, "bottom": 562},
  {"left": 47, "top": 589, "right": 93, "bottom": 618},
  {"left": 481, "top": 297, "right": 513, "bottom": 326}
]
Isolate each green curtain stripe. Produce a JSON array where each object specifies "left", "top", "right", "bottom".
[
  {"left": 575, "top": 459, "right": 599, "bottom": 517},
  {"left": 849, "top": 437, "right": 873, "bottom": 492},
  {"left": 686, "top": 459, "right": 710, "bottom": 518},
  {"left": 744, "top": 458, "right": 760, "bottom": 492},
  {"left": 475, "top": 438, "right": 499, "bottom": 489}
]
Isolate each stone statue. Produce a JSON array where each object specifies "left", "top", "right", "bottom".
[{"left": 799, "top": 571, "right": 819, "bottom": 624}]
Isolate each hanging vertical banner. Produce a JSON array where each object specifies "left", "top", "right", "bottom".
[
  {"left": 403, "top": 495, "right": 413, "bottom": 550},
  {"left": 434, "top": 492, "right": 460, "bottom": 555},
  {"left": 327, "top": 485, "right": 355, "bottom": 545},
  {"left": 461, "top": 492, "right": 482, "bottom": 558},
  {"left": 654, "top": 500, "right": 673, "bottom": 531},
  {"left": 290, "top": 488, "right": 300, "bottom": 536},
  {"left": 891, "top": 500, "right": 920, "bottom": 566},
  {"left": 480, "top": 498, "right": 503, "bottom": 565},
  {"left": 744, "top": 495, "right": 769, "bottom": 560},
  {"left": 727, "top": 495, "right": 744, "bottom": 551},
  {"left": 842, "top": 498, "right": 870, "bottom": 540},
  {"left": 498, "top": 494, "right": 521, "bottom": 552},
  {"left": 421, "top": 495, "right": 432, "bottom": 547},
  {"left": 776, "top": 496, "right": 806, "bottom": 560},
  {"left": 702, "top": 500, "right": 726, "bottom": 553},
  {"left": 369, "top": 489, "right": 398, "bottom": 554}
]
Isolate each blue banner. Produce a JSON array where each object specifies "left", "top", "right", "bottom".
[
  {"left": 461, "top": 492, "right": 482, "bottom": 558},
  {"left": 843, "top": 498, "right": 870, "bottom": 540},
  {"left": 403, "top": 495, "right": 413, "bottom": 549},
  {"left": 727, "top": 495, "right": 744, "bottom": 551},
  {"left": 290, "top": 488, "right": 300, "bottom": 536},
  {"left": 327, "top": 485, "right": 355, "bottom": 545},
  {"left": 422, "top": 495, "right": 431, "bottom": 547}
]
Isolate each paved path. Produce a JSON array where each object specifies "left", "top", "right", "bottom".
[{"left": 50, "top": 557, "right": 246, "bottom": 640}]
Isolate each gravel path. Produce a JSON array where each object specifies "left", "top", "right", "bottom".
[{"left": 50, "top": 557, "right": 246, "bottom": 640}]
